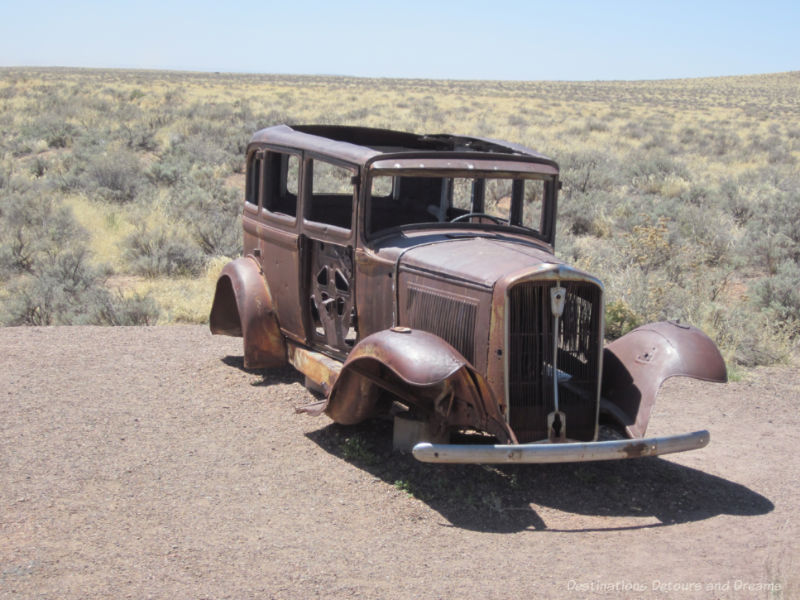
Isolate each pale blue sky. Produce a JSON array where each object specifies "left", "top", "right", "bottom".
[{"left": 1, "top": 0, "right": 798, "bottom": 80}]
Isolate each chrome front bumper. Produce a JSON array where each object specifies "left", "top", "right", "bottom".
[{"left": 412, "top": 430, "right": 710, "bottom": 464}]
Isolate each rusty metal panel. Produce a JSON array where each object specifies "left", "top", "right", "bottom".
[
  {"left": 398, "top": 237, "right": 558, "bottom": 289},
  {"left": 210, "top": 257, "right": 286, "bottom": 369},
  {"left": 287, "top": 343, "right": 343, "bottom": 398},
  {"left": 369, "top": 158, "right": 559, "bottom": 176},
  {"left": 324, "top": 328, "right": 515, "bottom": 443},
  {"left": 250, "top": 125, "right": 561, "bottom": 171},
  {"left": 251, "top": 125, "right": 382, "bottom": 165},
  {"left": 306, "top": 239, "right": 356, "bottom": 356},
  {"left": 601, "top": 321, "right": 727, "bottom": 438},
  {"left": 353, "top": 248, "right": 395, "bottom": 337},
  {"left": 397, "top": 273, "right": 492, "bottom": 373},
  {"left": 249, "top": 211, "right": 305, "bottom": 343}
]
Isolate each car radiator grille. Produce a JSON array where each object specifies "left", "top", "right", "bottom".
[
  {"left": 406, "top": 284, "right": 478, "bottom": 364},
  {"left": 507, "top": 280, "right": 602, "bottom": 442}
]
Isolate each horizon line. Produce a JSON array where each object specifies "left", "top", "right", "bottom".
[{"left": 2, "top": 64, "right": 799, "bottom": 85}]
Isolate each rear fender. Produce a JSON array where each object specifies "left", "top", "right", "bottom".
[
  {"left": 323, "top": 328, "right": 517, "bottom": 443},
  {"left": 209, "top": 257, "right": 286, "bottom": 369},
  {"left": 601, "top": 321, "right": 727, "bottom": 438}
]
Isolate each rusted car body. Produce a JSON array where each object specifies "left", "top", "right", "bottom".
[{"left": 211, "top": 124, "right": 726, "bottom": 463}]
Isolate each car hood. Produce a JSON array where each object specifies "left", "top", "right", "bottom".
[{"left": 397, "top": 235, "right": 564, "bottom": 289}]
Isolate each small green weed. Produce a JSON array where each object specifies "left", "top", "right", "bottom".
[
  {"left": 393, "top": 479, "right": 414, "bottom": 497},
  {"left": 340, "top": 434, "right": 378, "bottom": 465}
]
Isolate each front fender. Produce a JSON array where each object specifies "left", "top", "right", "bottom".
[
  {"left": 601, "top": 321, "right": 727, "bottom": 438},
  {"left": 325, "top": 328, "right": 516, "bottom": 443},
  {"left": 209, "top": 257, "right": 286, "bottom": 369}
]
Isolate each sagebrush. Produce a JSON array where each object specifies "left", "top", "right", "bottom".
[{"left": 0, "top": 67, "right": 798, "bottom": 365}]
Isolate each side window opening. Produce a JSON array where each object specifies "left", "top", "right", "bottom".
[
  {"left": 306, "top": 159, "right": 355, "bottom": 230},
  {"left": 263, "top": 152, "right": 299, "bottom": 217}
]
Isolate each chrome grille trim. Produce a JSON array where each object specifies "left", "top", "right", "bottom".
[{"left": 505, "top": 279, "right": 603, "bottom": 442}]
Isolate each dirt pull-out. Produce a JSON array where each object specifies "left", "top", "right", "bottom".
[{"left": 1, "top": 326, "right": 797, "bottom": 599}]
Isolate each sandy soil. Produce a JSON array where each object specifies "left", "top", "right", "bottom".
[{"left": 1, "top": 326, "right": 797, "bottom": 599}]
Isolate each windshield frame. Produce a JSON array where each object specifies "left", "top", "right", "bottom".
[{"left": 364, "top": 164, "right": 558, "bottom": 245}]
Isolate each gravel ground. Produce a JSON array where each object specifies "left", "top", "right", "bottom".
[{"left": 1, "top": 326, "right": 797, "bottom": 599}]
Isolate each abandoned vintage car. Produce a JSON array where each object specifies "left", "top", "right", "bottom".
[{"left": 210, "top": 124, "right": 727, "bottom": 463}]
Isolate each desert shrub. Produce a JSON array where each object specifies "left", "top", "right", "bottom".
[
  {"left": 704, "top": 129, "right": 740, "bottom": 157},
  {"left": 188, "top": 200, "right": 242, "bottom": 257},
  {"left": 28, "top": 156, "right": 49, "bottom": 178},
  {"left": 740, "top": 189, "right": 800, "bottom": 273},
  {"left": 616, "top": 268, "right": 695, "bottom": 325},
  {"left": 0, "top": 160, "right": 11, "bottom": 190},
  {"left": 625, "top": 151, "right": 689, "bottom": 193},
  {"left": 640, "top": 131, "right": 676, "bottom": 154},
  {"left": 2, "top": 247, "right": 105, "bottom": 325},
  {"left": 147, "top": 128, "right": 239, "bottom": 185},
  {"left": 605, "top": 299, "right": 643, "bottom": 339},
  {"left": 718, "top": 177, "right": 753, "bottom": 226},
  {"left": 147, "top": 148, "right": 190, "bottom": 186},
  {"left": 84, "top": 151, "right": 149, "bottom": 203},
  {"left": 0, "top": 185, "right": 88, "bottom": 278},
  {"left": 0, "top": 83, "right": 16, "bottom": 100},
  {"left": 173, "top": 100, "right": 254, "bottom": 170},
  {"left": 677, "top": 126, "right": 698, "bottom": 145},
  {"left": 507, "top": 114, "right": 527, "bottom": 128},
  {"left": 558, "top": 189, "right": 614, "bottom": 238},
  {"left": 559, "top": 150, "right": 622, "bottom": 197},
  {"left": 584, "top": 117, "right": 610, "bottom": 133},
  {"left": 185, "top": 101, "right": 235, "bottom": 123},
  {"left": 21, "top": 115, "right": 78, "bottom": 149},
  {"left": 147, "top": 160, "right": 182, "bottom": 187},
  {"left": 767, "top": 146, "right": 796, "bottom": 165},
  {"left": 47, "top": 151, "right": 88, "bottom": 193},
  {"left": 1, "top": 252, "right": 161, "bottom": 326},
  {"left": 747, "top": 132, "right": 781, "bottom": 155},
  {"left": 707, "top": 300, "right": 794, "bottom": 368},
  {"left": 163, "top": 133, "right": 235, "bottom": 172},
  {"left": 672, "top": 204, "right": 735, "bottom": 268},
  {"left": 123, "top": 223, "right": 205, "bottom": 277},
  {"left": 0, "top": 181, "right": 114, "bottom": 325},
  {"left": 750, "top": 260, "right": 800, "bottom": 331},
  {"left": 120, "top": 122, "right": 159, "bottom": 152},
  {"left": 621, "top": 216, "right": 672, "bottom": 275},
  {"left": 0, "top": 161, "right": 162, "bottom": 325},
  {"left": 168, "top": 172, "right": 242, "bottom": 257},
  {"left": 91, "top": 291, "right": 160, "bottom": 325},
  {"left": 620, "top": 121, "right": 646, "bottom": 140}
]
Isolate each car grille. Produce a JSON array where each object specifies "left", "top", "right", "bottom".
[
  {"left": 507, "top": 280, "right": 602, "bottom": 442},
  {"left": 406, "top": 284, "right": 478, "bottom": 364}
]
